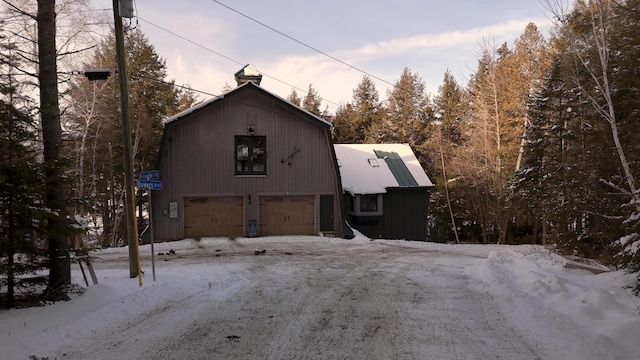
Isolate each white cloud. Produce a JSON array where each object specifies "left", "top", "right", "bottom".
[
  {"left": 159, "top": 17, "right": 552, "bottom": 114},
  {"left": 347, "top": 18, "right": 548, "bottom": 61}
]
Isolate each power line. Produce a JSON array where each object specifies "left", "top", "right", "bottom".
[
  {"left": 137, "top": 17, "right": 342, "bottom": 108},
  {"left": 2, "top": 4, "right": 332, "bottom": 106},
  {"left": 210, "top": 0, "right": 395, "bottom": 87},
  {"left": 131, "top": 72, "right": 220, "bottom": 98},
  {"left": 137, "top": 17, "right": 244, "bottom": 68}
]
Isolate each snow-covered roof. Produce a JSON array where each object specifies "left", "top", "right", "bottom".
[
  {"left": 334, "top": 143, "right": 433, "bottom": 195},
  {"left": 162, "top": 94, "right": 222, "bottom": 125},
  {"left": 235, "top": 64, "right": 261, "bottom": 77},
  {"left": 162, "top": 81, "right": 332, "bottom": 128}
]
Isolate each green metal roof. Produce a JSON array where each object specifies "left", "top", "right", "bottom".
[{"left": 373, "top": 150, "right": 419, "bottom": 187}]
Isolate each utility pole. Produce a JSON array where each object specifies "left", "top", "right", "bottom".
[{"left": 112, "top": 0, "right": 140, "bottom": 280}]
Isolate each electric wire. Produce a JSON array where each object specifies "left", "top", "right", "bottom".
[
  {"left": 137, "top": 16, "right": 342, "bottom": 108},
  {"left": 45, "top": 3, "right": 393, "bottom": 108},
  {"left": 210, "top": 0, "right": 394, "bottom": 87},
  {"left": 5, "top": 3, "right": 387, "bottom": 110}
]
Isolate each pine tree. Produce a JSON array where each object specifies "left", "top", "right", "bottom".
[
  {"left": 546, "top": 0, "right": 640, "bottom": 274},
  {"left": 510, "top": 57, "right": 587, "bottom": 246},
  {"left": 460, "top": 28, "right": 551, "bottom": 244},
  {"left": 603, "top": 0, "right": 640, "bottom": 280},
  {"left": 378, "top": 67, "right": 431, "bottom": 164},
  {"left": 0, "top": 35, "right": 49, "bottom": 306},
  {"left": 302, "top": 84, "right": 322, "bottom": 116},
  {"left": 332, "top": 103, "right": 358, "bottom": 143},
  {"left": 286, "top": 88, "right": 302, "bottom": 106},
  {"left": 352, "top": 76, "right": 382, "bottom": 143},
  {"left": 332, "top": 76, "right": 383, "bottom": 144},
  {"left": 0, "top": 98, "right": 49, "bottom": 308}
]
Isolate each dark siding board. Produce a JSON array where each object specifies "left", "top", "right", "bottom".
[
  {"left": 382, "top": 188, "right": 429, "bottom": 241},
  {"left": 152, "top": 85, "right": 342, "bottom": 241},
  {"left": 344, "top": 188, "right": 429, "bottom": 241},
  {"left": 348, "top": 215, "right": 383, "bottom": 239}
]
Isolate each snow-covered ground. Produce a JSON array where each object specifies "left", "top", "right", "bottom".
[{"left": 1, "top": 234, "right": 639, "bottom": 359}]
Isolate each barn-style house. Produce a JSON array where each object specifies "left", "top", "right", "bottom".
[{"left": 150, "top": 65, "right": 353, "bottom": 241}]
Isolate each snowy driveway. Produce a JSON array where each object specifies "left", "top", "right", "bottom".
[
  {"left": 59, "top": 240, "right": 539, "bottom": 360},
  {"left": 4, "top": 236, "right": 638, "bottom": 360}
]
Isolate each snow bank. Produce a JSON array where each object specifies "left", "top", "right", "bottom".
[{"left": 474, "top": 246, "right": 640, "bottom": 359}]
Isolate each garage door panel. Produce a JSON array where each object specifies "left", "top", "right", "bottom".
[
  {"left": 259, "top": 195, "right": 315, "bottom": 236},
  {"left": 184, "top": 196, "right": 244, "bottom": 238}
]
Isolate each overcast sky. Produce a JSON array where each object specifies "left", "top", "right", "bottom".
[{"left": 95, "top": 0, "right": 552, "bottom": 112}]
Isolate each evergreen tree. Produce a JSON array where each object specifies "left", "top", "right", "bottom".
[
  {"left": 375, "top": 67, "right": 432, "bottom": 164},
  {"left": 460, "top": 29, "right": 551, "bottom": 244},
  {"left": 549, "top": 0, "right": 640, "bottom": 272},
  {"left": 0, "top": 0, "right": 101, "bottom": 302},
  {"left": 0, "top": 96, "right": 49, "bottom": 308},
  {"left": 352, "top": 76, "right": 382, "bottom": 143},
  {"left": 302, "top": 84, "right": 322, "bottom": 115},
  {"left": 332, "top": 103, "right": 358, "bottom": 143},
  {"left": 610, "top": 0, "right": 640, "bottom": 281},
  {"left": 510, "top": 57, "right": 587, "bottom": 246},
  {"left": 332, "top": 76, "right": 383, "bottom": 144},
  {"left": 287, "top": 88, "right": 302, "bottom": 106}
]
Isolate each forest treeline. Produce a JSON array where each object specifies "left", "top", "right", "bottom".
[
  {"left": 330, "top": 1, "right": 640, "bottom": 277},
  {"left": 1, "top": 0, "right": 639, "bottom": 306}
]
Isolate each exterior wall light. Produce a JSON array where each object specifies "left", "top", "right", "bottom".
[{"left": 84, "top": 69, "right": 112, "bottom": 81}]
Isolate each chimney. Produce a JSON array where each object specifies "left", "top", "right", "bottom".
[{"left": 234, "top": 64, "right": 262, "bottom": 86}]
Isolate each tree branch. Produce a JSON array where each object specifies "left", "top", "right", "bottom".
[
  {"left": 58, "top": 44, "right": 97, "bottom": 57},
  {"left": 2, "top": 0, "right": 36, "bottom": 20},
  {"left": 599, "top": 178, "right": 631, "bottom": 195}
]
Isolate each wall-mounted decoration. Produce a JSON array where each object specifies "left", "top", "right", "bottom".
[{"left": 281, "top": 146, "right": 301, "bottom": 167}]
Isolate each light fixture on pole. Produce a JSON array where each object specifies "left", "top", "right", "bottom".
[{"left": 83, "top": 69, "right": 112, "bottom": 81}]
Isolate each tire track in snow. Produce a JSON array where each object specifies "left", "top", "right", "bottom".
[{"left": 57, "top": 243, "right": 543, "bottom": 359}]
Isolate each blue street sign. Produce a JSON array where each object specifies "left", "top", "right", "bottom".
[
  {"left": 137, "top": 180, "right": 162, "bottom": 190},
  {"left": 139, "top": 170, "right": 159, "bottom": 181}
]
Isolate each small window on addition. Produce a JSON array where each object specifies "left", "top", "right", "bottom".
[
  {"left": 368, "top": 158, "right": 380, "bottom": 167},
  {"left": 360, "top": 194, "right": 379, "bottom": 212},
  {"left": 235, "top": 135, "right": 266, "bottom": 175}
]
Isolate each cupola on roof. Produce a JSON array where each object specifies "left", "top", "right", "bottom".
[{"left": 234, "top": 64, "right": 262, "bottom": 86}]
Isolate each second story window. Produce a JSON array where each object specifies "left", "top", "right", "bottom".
[{"left": 236, "top": 135, "right": 266, "bottom": 175}]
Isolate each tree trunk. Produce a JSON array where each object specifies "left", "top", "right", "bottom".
[
  {"left": 438, "top": 134, "right": 460, "bottom": 244},
  {"left": 38, "top": 0, "right": 71, "bottom": 293}
]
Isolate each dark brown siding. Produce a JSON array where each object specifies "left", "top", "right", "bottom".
[{"left": 152, "top": 85, "right": 343, "bottom": 241}]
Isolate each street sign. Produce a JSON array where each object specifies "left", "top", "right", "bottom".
[
  {"left": 139, "top": 170, "right": 159, "bottom": 181},
  {"left": 137, "top": 180, "right": 162, "bottom": 190}
]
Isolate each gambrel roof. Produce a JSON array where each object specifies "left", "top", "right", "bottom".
[{"left": 163, "top": 81, "right": 332, "bottom": 128}]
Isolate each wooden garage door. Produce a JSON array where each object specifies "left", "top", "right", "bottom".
[
  {"left": 184, "top": 196, "right": 244, "bottom": 238},
  {"left": 259, "top": 195, "right": 315, "bottom": 235}
]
